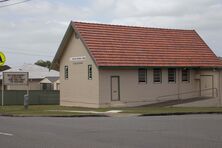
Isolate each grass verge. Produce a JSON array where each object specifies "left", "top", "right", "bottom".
[
  {"left": 0, "top": 105, "right": 109, "bottom": 117},
  {"left": 0, "top": 105, "right": 222, "bottom": 117},
  {"left": 121, "top": 107, "right": 222, "bottom": 115}
]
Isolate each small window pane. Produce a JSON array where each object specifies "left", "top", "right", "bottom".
[
  {"left": 42, "top": 83, "right": 52, "bottom": 90},
  {"left": 88, "top": 65, "right": 92, "bottom": 80},
  {"left": 182, "top": 69, "right": 190, "bottom": 82},
  {"left": 138, "top": 68, "right": 147, "bottom": 83},
  {"left": 168, "top": 68, "right": 176, "bottom": 82},
  {"left": 64, "top": 65, "right": 68, "bottom": 80},
  {"left": 153, "top": 68, "right": 162, "bottom": 83}
]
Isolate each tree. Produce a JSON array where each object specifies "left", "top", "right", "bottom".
[{"left": 35, "top": 60, "right": 52, "bottom": 69}]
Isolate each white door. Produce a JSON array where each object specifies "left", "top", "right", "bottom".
[
  {"left": 111, "top": 76, "right": 120, "bottom": 101},
  {"left": 200, "top": 75, "right": 213, "bottom": 97}
]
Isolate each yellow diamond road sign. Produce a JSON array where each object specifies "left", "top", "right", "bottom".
[{"left": 0, "top": 52, "right": 6, "bottom": 66}]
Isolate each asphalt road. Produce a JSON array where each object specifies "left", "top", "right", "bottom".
[{"left": 0, "top": 115, "right": 222, "bottom": 148}]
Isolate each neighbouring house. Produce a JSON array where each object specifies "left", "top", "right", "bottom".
[
  {"left": 0, "top": 64, "right": 59, "bottom": 90},
  {"left": 40, "top": 76, "right": 60, "bottom": 90},
  {"left": 52, "top": 21, "right": 222, "bottom": 108}
]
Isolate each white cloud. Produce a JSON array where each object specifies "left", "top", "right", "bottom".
[
  {"left": 106, "top": 0, "right": 222, "bottom": 56},
  {"left": 0, "top": 0, "right": 221, "bottom": 67},
  {"left": 0, "top": 0, "right": 92, "bottom": 66}
]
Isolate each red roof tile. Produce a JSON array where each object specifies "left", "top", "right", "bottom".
[{"left": 72, "top": 21, "right": 222, "bottom": 67}]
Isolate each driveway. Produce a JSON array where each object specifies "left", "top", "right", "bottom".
[{"left": 0, "top": 115, "right": 222, "bottom": 148}]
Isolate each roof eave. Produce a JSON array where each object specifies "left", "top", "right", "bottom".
[{"left": 98, "top": 65, "right": 222, "bottom": 69}]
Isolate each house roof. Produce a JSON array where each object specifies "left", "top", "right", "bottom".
[
  {"left": 40, "top": 76, "right": 59, "bottom": 84},
  {"left": 0, "top": 64, "right": 59, "bottom": 80},
  {"left": 52, "top": 21, "right": 222, "bottom": 69}
]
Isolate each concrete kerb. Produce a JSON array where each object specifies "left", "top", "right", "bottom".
[
  {"left": 1, "top": 111, "right": 222, "bottom": 118},
  {"left": 47, "top": 110, "right": 123, "bottom": 114},
  {"left": 140, "top": 112, "right": 222, "bottom": 116},
  {"left": 0, "top": 114, "right": 109, "bottom": 118}
]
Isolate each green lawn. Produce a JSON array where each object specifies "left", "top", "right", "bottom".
[
  {"left": 0, "top": 105, "right": 222, "bottom": 117},
  {"left": 0, "top": 105, "right": 109, "bottom": 117}
]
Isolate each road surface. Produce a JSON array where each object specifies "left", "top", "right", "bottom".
[{"left": 0, "top": 115, "right": 222, "bottom": 148}]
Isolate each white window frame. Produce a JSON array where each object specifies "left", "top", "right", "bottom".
[
  {"left": 138, "top": 68, "right": 147, "bottom": 83},
  {"left": 64, "top": 65, "right": 68, "bottom": 80},
  {"left": 182, "top": 69, "right": 190, "bottom": 82},
  {"left": 88, "top": 65, "right": 92, "bottom": 80},
  {"left": 153, "top": 68, "right": 162, "bottom": 83},
  {"left": 168, "top": 68, "right": 176, "bottom": 83}
]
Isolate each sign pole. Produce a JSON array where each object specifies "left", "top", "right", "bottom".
[
  {"left": 27, "top": 72, "right": 29, "bottom": 95},
  {"left": 27, "top": 83, "right": 29, "bottom": 95},
  {"left": 2, "top": 73, "right": 4, "bottom": 106}
]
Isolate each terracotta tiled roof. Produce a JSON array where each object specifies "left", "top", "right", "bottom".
[{"left": 72, "top": 21, "right": 222, "bottom": 67}]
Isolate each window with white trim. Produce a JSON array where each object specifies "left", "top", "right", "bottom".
[
  {"left": 153, "top": 68, "right": 162, "bottom": 83},
  {"left": 182, "top": 69, "right": 190, "bottom": 82},
  {"left": 64, "top": 65, "right": 68, "bottom": 80},
  {"left": 88, "top": 65, "right": 92, "bottom": 80},
  {"left": 168, "top": 68, "right": 176, "bottom": 83},
  {"left": 138, "top": 68, "right": 147, "bottom": 83}
]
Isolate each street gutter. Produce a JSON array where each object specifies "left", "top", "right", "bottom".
[
  {"left": 140, "top": 112, "right": 222, "bottom": 116},
  {"left": 1, "top": 112, "right": 222, "bottom": 118}
]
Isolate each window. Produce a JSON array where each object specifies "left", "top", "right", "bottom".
[
  {"left": 182, "top": 69, "right": 190, "bottom": 82},
  {"left": 138, "top": 68, "right": 147, "bottom": 83},
  {"left": 88, "top": 65, "right": 92, "bottom": 80},
  {"left": 168, "top": 68, "right": 176, "bottom": 83},
  {"left": 64, "top": 65, "right": 68, "bottom": 80},
  {"left": 42, "top": 83, "right": 52, "bottom": 90},
  {"left": 153, "top": 68, "right": 162, "bottom": 83}
]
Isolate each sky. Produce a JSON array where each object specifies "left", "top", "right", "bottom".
[{"left": 0, "top": 0, "right": 222, "bottom": 67}]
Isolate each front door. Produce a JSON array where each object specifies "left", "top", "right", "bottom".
[
  {"left": 111, "top": 76, "right": 120, "bottom": 101},
  {"left": 200, "top": 75, "right": 213, "bottom": 97}
]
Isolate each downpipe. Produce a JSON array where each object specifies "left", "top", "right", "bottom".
[
  {"left": 177, "top": 69, "right": 181, "bottom": 100},
  {"left": 219, "top": 70, "right": 222, "bottom": 106}
]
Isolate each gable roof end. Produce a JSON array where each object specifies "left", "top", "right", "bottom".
[{"left": 51, "top": 22, "right": 74, "bottom": 70}]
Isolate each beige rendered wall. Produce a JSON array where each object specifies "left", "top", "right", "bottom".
[
  {"left": 99, "top": 68, "right": 198, "bottom": 107},
  {"left": 53, "top": 82, "right": 60, "bottom": 90},
  {"left": 176, "top": 69, "right": 221, "bottom": 107},
  {"left": 59, "top": 32, "right": 100, "bottom": 108}
]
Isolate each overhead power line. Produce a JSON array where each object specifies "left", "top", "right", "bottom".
[
  {"left": 2, "top": 50, "right": 54, "bottom": 58},
  {"left": 0, "top": 47, "right": 52, "bottom": 55},
  {"left": 0, "top": 0, "right": 31, "bottom": 8},
  {"left": 0, "top": 0, "right": 9, "bottom": 2}
]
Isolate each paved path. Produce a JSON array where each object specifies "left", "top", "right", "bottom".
[{"left": 0, "top": 115, "right": 222, "bottom": 148}]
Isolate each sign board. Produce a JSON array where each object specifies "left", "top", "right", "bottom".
[
  {"left": 3, "top": 72, "right": 28, "bottom": 85},
  {"left": 70, "top": 56, "right": 86, "bottom": 64}
]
